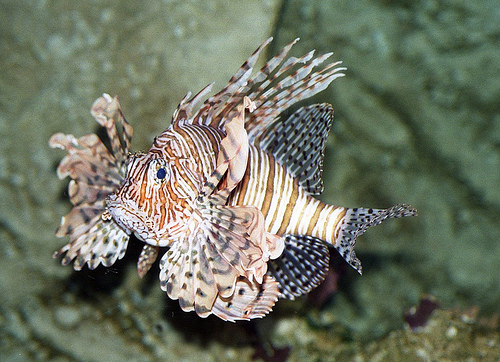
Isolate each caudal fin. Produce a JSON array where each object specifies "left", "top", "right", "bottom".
[{"left": 334, "top": 204, "right": 417, "bottom": 274}]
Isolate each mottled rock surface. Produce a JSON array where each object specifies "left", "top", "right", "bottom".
[
  {"left": 273, "top": 0, "right": 500, "bottom": 339},
  {"left": 1, "top": 0, "right": 499, "bottom": 360}
]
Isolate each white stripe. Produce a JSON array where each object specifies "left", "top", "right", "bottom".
[
  {"left": 287, "top": 192, "right": 309, "bottom": 235},
  {"left": 298, "top": 198, "right": 321, "bottom": 235},
  {"left": 265, "top": 159, "right": 283, "bottom": 232},
  {"left": 324, "top": 206, "right": 344, "bottom": 246},
  {"left": 269, "top": 166, "right": 293, "bottom": 234}
]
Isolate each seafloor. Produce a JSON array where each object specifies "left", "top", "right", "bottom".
[{"left": 1, "top": 0, "right": 499, "bottom": 360}]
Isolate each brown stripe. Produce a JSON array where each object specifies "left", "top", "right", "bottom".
[
  {"left": 149, "top": 149, "right": 163, "bottom": 157},
  {"left": 306, "top": 199, "right": 326, "bottom": 237},
  {"left": 234, "top": 148, "right": 258, "bottom": 205},
  {"left": 203, "top": 126, "right": 222, "bottom": 155},
  {"left": 333, "top": 208, "right": 347, "bottom": 242},
  {"left": 138, "top": 173, "right": 148, "bottom": 208},
  {"left": 276, "top": 179, "right": 299, "bottom": 236},
  {"left": 165, "top": 182, "right": 177, "bottom": 204},
  {"left": 259, "top": 152, "right": 275, "bottom": 220},
  {"left": 158, "top": 186, "right": 167, "bottom": 230},
  {"left": 235, "top": 167, "right": 250, "bottom": 205}
]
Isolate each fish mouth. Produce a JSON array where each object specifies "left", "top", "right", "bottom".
[{"left": 106, "top": 194, "right": 159, "bottom": 244}]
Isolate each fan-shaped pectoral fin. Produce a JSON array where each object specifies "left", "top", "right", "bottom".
[
  {"left": 199, "top": 198, "right": 284, "bottom": 285},
  {"left": 158, "top": 194, "right": 285, "bottom": 318}
]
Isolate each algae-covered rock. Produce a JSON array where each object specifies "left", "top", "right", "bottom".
[
  {"left": 264, "top": 303, "right": 500, "bottom": 360},
  {"left": 274, "top": 0, "right": 500, "bottom": 340},
  {"left": 360, "top": 308, "right": 500, "bottom": 361},
  {"left": 1, "top": 0, "right": 499, "bottom": 360}
]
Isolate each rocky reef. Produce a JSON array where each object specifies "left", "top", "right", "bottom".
[{"left": 1, "top": 0, "right": 499, "bottom": 360}]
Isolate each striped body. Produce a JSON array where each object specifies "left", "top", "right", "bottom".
[{"left": 231, "top": 142, "right": 346, "bottom": 247}]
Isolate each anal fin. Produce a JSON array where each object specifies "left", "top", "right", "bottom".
[{"left": 267, "top": 235, "right": 330, "bottom": 300}]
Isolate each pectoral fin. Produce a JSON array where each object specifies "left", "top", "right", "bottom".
[
  {"left": 50, "top": 94, "right": 133, "bottom": 271},
  {"left": 53, "top": 213, "right": 130, "bottom": 271},
  {"left": 159, "top": 196, "right": 284, "bottom": 318}
]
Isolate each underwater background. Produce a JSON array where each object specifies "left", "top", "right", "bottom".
[{"left": 1, "top": 0, "right": 499, "bottom": 360}]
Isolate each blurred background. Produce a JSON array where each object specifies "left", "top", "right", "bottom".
[{"left": 1, "top": 0, "right": 499, "bottom": 360}]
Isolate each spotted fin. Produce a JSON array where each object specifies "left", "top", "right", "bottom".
[
  {"left": 260, "top": 104, "right": 334, "bottom": 195},
  {"left": 53, "top": 217, "right": 130, "bottom": 270},
  {"left": 267, "top": 235, "right": 330, "bottom": 300},
  {"left": 50, "top": 133, "right": 122, "bottom": 206},
  {"left": 137, "top": 244, "right": 159, "bottom": 278},
  {"left": 336, "top": 204, "right": 418, "bottom": 274},
  {"left": 159, "top": 231, "right": 220, "bottom": 317},
  {"left": 50, "top": 94, "right": 132, "bottom": 270},
  {"left": 171, "top": 37, "right": 345, "bottom": 145},
  {"left": 212, "top": 275, "right": 280, "bottom": 322},
  {"left": 159, "top": 202, "right": 283, "bottom": 318}
]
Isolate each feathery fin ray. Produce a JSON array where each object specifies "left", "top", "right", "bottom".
[
  {"left": 49, "top": 94, "right": 132, "bottom": 271},
  {"left": 172, "top": 37, "right": 346, "bottom": 147},
  {"left": 212, "top": 275, "right": 280, "bottom": 322}
]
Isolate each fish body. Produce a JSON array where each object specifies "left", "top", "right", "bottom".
[{"left": 50, "top": 38, "right": 416, "bottom": 321}]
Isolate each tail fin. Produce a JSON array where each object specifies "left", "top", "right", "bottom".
[{"left": 334, "top": 204, "right": 417, "bottom": 274}]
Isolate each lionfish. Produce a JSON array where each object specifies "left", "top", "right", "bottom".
[{"left": 50, "top": 38, "right": 416, "bottom": 321}]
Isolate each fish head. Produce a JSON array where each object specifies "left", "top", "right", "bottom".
[{"left": 106, "top": 152, "right": 182, "bottom": 246}]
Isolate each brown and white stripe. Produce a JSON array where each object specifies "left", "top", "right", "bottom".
[{"left": 230, "top": 144, "right": 346, "bottom": 249}]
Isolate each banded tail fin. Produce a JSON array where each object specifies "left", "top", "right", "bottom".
[{"left": 335, "top": 204, "right": 417, "bottom": 274}]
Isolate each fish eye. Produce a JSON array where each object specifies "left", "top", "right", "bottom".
[
  {"left": 150, "top": 158, "right": 169, "bottom": 183},
  {"left": 156, "top": 167, "right": 167, "bottom": 180}
]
